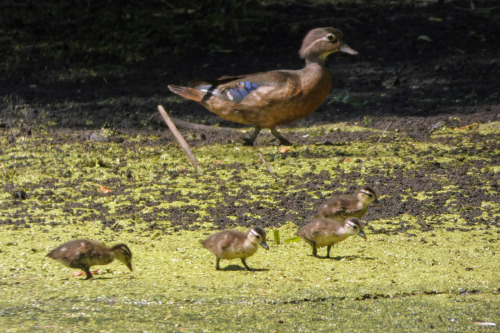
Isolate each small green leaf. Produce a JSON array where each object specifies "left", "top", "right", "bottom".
[
  {"left": 273, "top": 229, "right": 280, "bottom": 245},
  {"left": 284, "top": 236, "right": 301, "bottom": 243}
]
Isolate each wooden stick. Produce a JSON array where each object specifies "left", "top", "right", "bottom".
[
  {"left": 157, "top": 105, "right": 201, "bottom": 170},
  {"left": 258, "top": 151, "right": 278, "bottom": 179},
  {"left": 150, "top": 112, "right": 234, "bottom": 132},
  {"left": 360, "top": 122, "right": 391, "bottom": 168}
]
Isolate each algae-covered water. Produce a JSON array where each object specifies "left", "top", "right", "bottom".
[{"left": 1, "top": 122, "right": 499, "bottom": 332}]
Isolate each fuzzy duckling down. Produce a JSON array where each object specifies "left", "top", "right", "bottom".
[
  {"left": 296, "top": 217, "right": 366, "bottom": 258},
  {"left": 317, "top": 186, "right": 379, "bottom": 220},
  {"left": 47, "top": 239, "right": 133, "bottom": 280},
  {"left": 202, "top": 226, "right": 269, "bottom": 271}
]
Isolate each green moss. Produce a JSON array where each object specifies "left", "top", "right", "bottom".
[
  {"left": 0, "top": 121, "right": 498, "bottom": 331},
  {"left": 0, "top": 223, "right": 498, "bottom": 332}
]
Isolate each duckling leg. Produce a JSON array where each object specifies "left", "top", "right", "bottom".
[
  {"left": 83, "top": 267, "right": 93, "bottom": 280},
  {"left": 241, "top": 258, "right": 253, "bottom": 271},
  {"left": 215, "top": 258, "right": 221, "bottom": 270},
  {"left": 311, "top": 242, "right": 318, "bottom": 257},
  {"left": 244, "top": 126, "right": 261, "bottom": 146},
  {"left": 270, "top": 128, "right": 292, "bottom": 146},
  {"left": 326, "top": 246, "right": 332, "bottom": 258}
]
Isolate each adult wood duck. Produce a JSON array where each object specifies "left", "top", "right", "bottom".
[
  {"left": 201, "top": 226, "right": 269, "bottom": 270},
  {"left": 47, "top": 239, "right": 133, "bottom": 280},
  {"left": 168, "top": 27, "right": 358, "bottom": 145},
  {"left": 317, "top": 186, "right": 379, "bottom": 220},
  {"left": 296, "top": 217, "right": 366, "bottom": 258}
]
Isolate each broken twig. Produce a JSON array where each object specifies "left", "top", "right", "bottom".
[
  {"left": 258, "top": 151, "right": 278, "bottom": 179},
  {"left": 157, "top": 105, "right": 201, "bottom": 170},
  {"left": 360, "top": 122, "right": 392, "bottom": 168},
  {"left": 150, "top": 112, "right": 234, "bottom": 132}
]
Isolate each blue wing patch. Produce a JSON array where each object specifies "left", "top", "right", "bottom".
[{"left": 227, "top": 81, "right": 259, "bottom": 102}]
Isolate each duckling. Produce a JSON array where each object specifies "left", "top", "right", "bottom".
[
  {"left": 296, "top": 217, "right": 366, "bottom": 258},
  {"left": 47, "top": 239, "right": 133, "bottom": 280},
  {"left": 202, "top": 226, "right": 269, "bottom": 270},
  {"left": 317, "top": 186, "right": 379, "bottom": 220},
  {"left": 168, "top": 27, "right": 358, "bottom": 145}
]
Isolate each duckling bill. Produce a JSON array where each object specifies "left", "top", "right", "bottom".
[
  {"left": 202, "top": 227, "right": 269, "bottom": 271},
  {"left": 47, "top": 239, "right": 133, "bottom": 280},
  {"left": 296, "top": 217, "right": 366, "bottom": 258},
  {"left": 168, "top": 27, "right": 358, "bottom": 145}
]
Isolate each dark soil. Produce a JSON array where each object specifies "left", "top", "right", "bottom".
[{"left": 1, "top": 1, "right": 499, "bottom": 233}]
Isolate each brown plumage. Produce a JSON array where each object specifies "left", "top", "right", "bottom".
[
  {"left": 317, "top": 186, "right": 379, "bottom": 220},
  {"left": 202, "top": 226, "right": 269, "bottom": 270},
  {"left": 168, "top": 27, "right": 357, "bottom": 145},
  {"left": 47, "top": 239, "right": 133, "bottom": 279},
  {"left": 296, "top": 217, "right": 366, "bottom": 258}
]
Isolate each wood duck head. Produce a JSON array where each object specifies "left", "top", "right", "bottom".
[{"left": 299, "top": 27, "right": 358, "bottom": 64}]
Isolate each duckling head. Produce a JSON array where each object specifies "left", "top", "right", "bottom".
[
  {"left": 299, "top": 27, "right": 358, "bottom": 63},
  {"left": 345, "top": 218, "right": 367, "bottom": 239},
  {"left": 112, "top": 244, "right": 133, "bottom": 271},
  {"left": 357, "top": 186, "right": 379, "bottom": 205},
  {"left": 249, "top": 227, "right": 269, "bottom": 250}
]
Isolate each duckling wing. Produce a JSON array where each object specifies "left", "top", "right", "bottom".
[
  {"left": 47, "top": 239, "right": 96, "bottom": 266},
  {"left": 189, "top": 71, "right": 301, "bottom": 104},
  {"left": 318, "top": 196, "right": 354, "bottom": 218},
  {"left": 297, "top": 218, "right": 344, "bottom": 239}
]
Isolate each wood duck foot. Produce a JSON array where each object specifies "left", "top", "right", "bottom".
[{"left": 271, "top": 128, "right": 292, "bottom": 146}]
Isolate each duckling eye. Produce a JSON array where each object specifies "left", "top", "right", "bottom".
[
  {"left": 326, "top": 34, "right": 338, "bottom": 43},
  {"left": 255, "top": 235, "right": 261, "bottom": 239}
]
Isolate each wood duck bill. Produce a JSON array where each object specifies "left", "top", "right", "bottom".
[
  {"left": 260, "top": 241, "right": 270, "bottom": 250},
  {"left": 339, "top": 44, "right": 358, "bottom": 55}
]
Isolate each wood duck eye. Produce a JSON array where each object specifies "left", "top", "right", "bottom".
[
  {"left": 326, "top": 34, "right": 337, "bottom": 42},
  {"left": 256, "top": 235, "right": 261, "bottom": 239}
]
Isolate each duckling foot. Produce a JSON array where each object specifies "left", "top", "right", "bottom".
[
  {"left": 271, "top": 128, "right": 292, "bottom": 146},
  {"left": 241, "top": 258, "right": 253, "bottom": 271}
]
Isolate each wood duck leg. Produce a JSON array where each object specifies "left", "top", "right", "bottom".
[
  {"left": 244, "top": 127, "right": 291, "bottom": 146},
  {"left": 244, "top": 126, "right": 262, "bottom": 146},
  {"left": 271, "top": 128, "right": 292, "bottom": 146}
]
